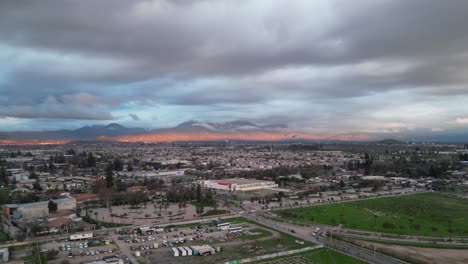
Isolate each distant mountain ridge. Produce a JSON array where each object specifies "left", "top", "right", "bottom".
[
  {"left": 376, "top": 139, "right": 407, "bottom": 145},
  {"left": 0, "top": 123, "right": 146, "bottom": 140},
  {"left": 0, "top": 120, "right": 288, "bottom": 142}
]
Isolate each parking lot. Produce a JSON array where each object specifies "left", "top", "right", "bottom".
[
  {"left": 114, "top": 220, "right": 280, "bottom": 264},
  {"left": 34, "top": 219, "right": 286, "bottom": 264},
  {"left": 40, "top": 237, "right": 121, "bottom": 264}
]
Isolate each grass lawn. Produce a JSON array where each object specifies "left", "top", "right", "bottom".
[
  {"left": 255, "top": 248, "right": 366, "bottom": 264},
  {"left": 275, "top": 192, "right": 468, "bottom": 236},
  {"left": 191, "top": 200, "right": 215, "bottom": 207},
  {"left": 242, "top": 228, "right": 273, "bottom": 240},
  {"left": 202, "top": 209, "right": 229, "bottom": 216},
  {"left": 99, "top": 221, "right": 132, "bottom": 228},
  {"left": 221, "top": 228, "right": 314, "bottom": 263}
]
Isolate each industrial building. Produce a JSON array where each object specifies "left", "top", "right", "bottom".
[
  {"left": 200, "top": 178, "right": 278, "bottom": 191},
  {"left": 2, "top": 196, "right": 77, "bottom": 221}
]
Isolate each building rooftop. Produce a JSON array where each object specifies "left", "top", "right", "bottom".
[{"left": 213, "top": 178, "right": 274, "bottom": 185}]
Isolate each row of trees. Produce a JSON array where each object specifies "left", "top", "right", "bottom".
[{"left": 0, "top": 166, "right": 8, "bottom": 185}]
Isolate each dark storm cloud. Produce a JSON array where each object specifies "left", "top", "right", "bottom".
[
  {"left": 1, "top": 0, "right": 468, "bottom": 133},
  {"left": 0, "top": 104, "right": 114, "bottom": 120},
  {"left": 129, "top": 113, "right": 140, "bottom": 121}
]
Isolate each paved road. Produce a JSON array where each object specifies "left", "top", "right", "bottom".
[
  {"left": 110, "top": 233, "right": 138, "bottom": 264},
  {"left": 239, "top": 208, "right": 408, "bottom": 264}
]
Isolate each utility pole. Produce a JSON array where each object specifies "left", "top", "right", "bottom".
[{"left": 35, "top": 239, "right": 42, "bottom": 264}]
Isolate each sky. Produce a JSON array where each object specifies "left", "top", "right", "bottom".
[{"left": 1, "top": 0, "right": 468, "bottom": 139}]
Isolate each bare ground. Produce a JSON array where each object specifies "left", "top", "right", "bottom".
[{"left": 354, "top": 239, "right": 468, "bottom": 264}]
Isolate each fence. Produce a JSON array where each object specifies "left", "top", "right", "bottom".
[{"left": 224, "top": 245, "right": 323, "bottom": 264}]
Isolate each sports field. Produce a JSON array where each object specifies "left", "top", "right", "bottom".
[
  {"left": 255, "top": 248, "right": 366, "bottom": 264},
  {"left": 276, "top": 192, "right": 468, "bottom": 236}
]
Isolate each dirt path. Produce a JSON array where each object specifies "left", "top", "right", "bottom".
[{"left": 356, "top": 240, "right": 468, "bottom": 264}]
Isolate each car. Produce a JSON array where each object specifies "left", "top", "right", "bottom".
[
  {"left": 290, "top": 229, "right": 296, "bottom": 233},
  {"left": 68, "top": 252, "right": 73, "bottom": 258}
]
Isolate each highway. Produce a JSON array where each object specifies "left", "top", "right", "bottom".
[{"left": 243, "top": 212, "right": 407, "bottom": 264}]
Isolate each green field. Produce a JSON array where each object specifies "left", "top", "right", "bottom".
[
  {"left": 255, "top": 248, "right": 366, "bottom": 264},
  {"left": 276, "top": 192, "right": 468, "bottom": 236},
  {"left": 202, "top": 209, "right": 229, "bottom": 216}
]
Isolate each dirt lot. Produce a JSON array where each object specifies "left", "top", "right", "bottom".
[{"left": 356, "top": 240, "right": 468, "bottom": 264}]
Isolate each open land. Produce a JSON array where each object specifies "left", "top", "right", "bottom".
[{"left": 276, "top": 192, "right": 468, "bottom": 236}]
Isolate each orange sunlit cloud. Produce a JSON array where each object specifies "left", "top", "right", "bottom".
[
  {"left": 0, "top": 131, "right": 372, "bottom": 146},
  {"left": 114, "top": 131, "right": 372, "bottom": 143},
  {"left": 0, "top": 139, "right": 71, "bottom": 145}
]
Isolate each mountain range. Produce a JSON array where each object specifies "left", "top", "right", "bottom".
[
  {"left": 0, "top": 120, "right": 302, "bottom": 144},
  {"left": 2, "top": 121, "right": 468, "bottom": 144}
]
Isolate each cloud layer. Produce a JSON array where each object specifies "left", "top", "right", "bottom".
[{"left": 1, "top": 0, "right": 468, "bottom": 138}]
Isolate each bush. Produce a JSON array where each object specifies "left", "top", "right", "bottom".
[
  {"left": 382, "top": 222, "right": 394, "bottom": 229},
  {"left": 46, "top": 249, "right": 59, "bottom": 259}
]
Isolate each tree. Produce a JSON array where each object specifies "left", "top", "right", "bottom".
[
  {"left": 115, "top": 180, "right": 127, "bottom": 192},
  {"left": 363, "top": 153, "right": 373, "bottom": 175},
  {"left": 0, "top": 166, "right": 8, "bottom": 186},
  {"left": 87, "top": 153, "right": 96, "bottom": 167},
  {"left": 48, "top": 200, "right": 58, "bottom": 213},
  {"left": 196, "top": 206, "right": 204, "bottom": 215},
  {"left": 48, "top": 157, "right": 56, "bottom": 173},
  {"left": 30, "top": 223, "right": 43, "bottom": 237},
  {"left": 105, "top": 163, "right": 114, "bottom": 188},
  {"left": 113, "top": 158, "right": 124, "bottom": 171},
  {"left": 33, "top": 179, "right": 42, "bottom": 191},
  {"left": 196, "top": 184, "right": 202, "bottom": 202},
  {"left": 29, "top": 171, "right": 38, "bottom": 179}
]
